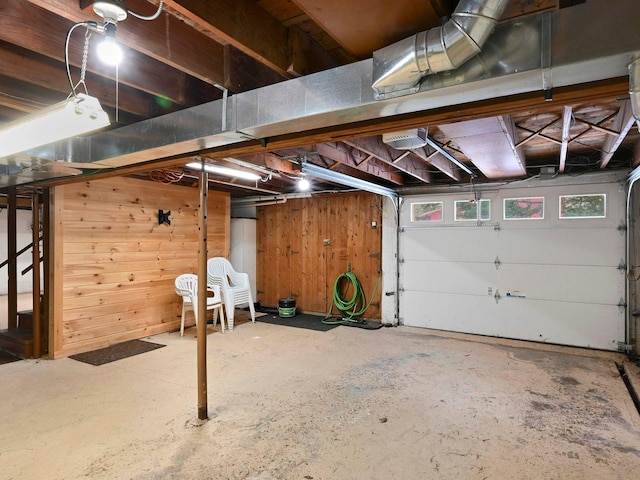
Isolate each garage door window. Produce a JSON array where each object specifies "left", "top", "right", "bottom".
[
  {"left": 559, "top": 194, "right": 606, "bottom": 219},
  {"left": 504, "top": 197, "right": 544, "bottom": 220},
  {"left": 411, "top": 201, "right": 443, "bottom": 222},
  {"left": 454, "top": 199, "right": 490, "bottom": 221}
]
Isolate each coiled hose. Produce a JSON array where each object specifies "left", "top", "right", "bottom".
[{"left": 323, "top": 270, "right": 379, "bottom": 324}]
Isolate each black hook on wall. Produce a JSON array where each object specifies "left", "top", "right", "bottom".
[{"left": 158, "top": 209, "right": 171, "bottom": 225}]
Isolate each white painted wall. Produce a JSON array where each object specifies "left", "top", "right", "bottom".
[
  {"left": 230, "top": 217, "right": 257, "bottom": 300},
  {"left": 381, "top": 196, "right": 398, "bottom": 325},
  {"left": 0, "top": 208, "right": 36, "bottom": 295}
]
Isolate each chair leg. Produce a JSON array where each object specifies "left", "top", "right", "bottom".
[
  {"left": 217, "top": 306, "right": 226, "bottom": 332},
  {"left": 226, "top": 299, "right": 235, "bottom": 331},
  {"left": 249, "top": 298, "right": 256, "bottom": 323},
  {"left": 180, "top": 305, "right": 186, "bottom": 336}
]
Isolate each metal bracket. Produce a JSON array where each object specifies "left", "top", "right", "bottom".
[
  {"left": 618, "top": 297, "right": 627, "bottom": 313},
  {"left": 494, "top": 289, "right": 502, "bottom": 304},
  {"left": 494, "top": 256, "right": 501, "bottom": 270},
  {"left": 617, "top": 341, "right": 632, "bottom": 353},
  {"left": 618, "top": 260, "right": 627, "bottom": 273}
]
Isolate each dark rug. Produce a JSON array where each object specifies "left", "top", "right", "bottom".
[
  {"left": 257, "top": 312, "right": 340, "bottom": 331},
  {"left": 69, "top": 339, "right": 166, "bottom": 366},
  {"left": 0, "top": 350, "right": 21, "bottom": 365}
]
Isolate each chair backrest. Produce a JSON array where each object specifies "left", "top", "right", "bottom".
[
  {"left": 175, "top": 273, "right": 197, "bottom": 299},
  {"left": 207, "top": 257, "right": 232, "bottom": 288}
]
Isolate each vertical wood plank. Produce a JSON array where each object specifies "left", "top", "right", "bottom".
[
  {"left": 51, "top": 186, "right": 65, "bottom": 358},
  {"left": 32, "top": 190, "right": 41, "bottom": 358},
  {"left": 256, "top": 192, "right": 382, "bottom": 318}
]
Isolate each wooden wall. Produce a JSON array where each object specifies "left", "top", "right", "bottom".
[
  {"left": 50, "top": 177, "right": 229, "bottom": 358},
  {"left": 256, "top": 192, "right": 382, "bottom": 319}
]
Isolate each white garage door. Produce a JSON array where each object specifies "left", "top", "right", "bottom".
[{"left": 399, "top": 179, "right": 626, "bottom": 351}]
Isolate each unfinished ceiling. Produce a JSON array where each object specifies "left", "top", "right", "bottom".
[{"left": 0, "top": 0, "right": 639, "bottom": 197}]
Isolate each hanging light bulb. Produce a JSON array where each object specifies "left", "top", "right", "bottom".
[{"left": 97, "top": 21, "right": 122, "bottom": 65}]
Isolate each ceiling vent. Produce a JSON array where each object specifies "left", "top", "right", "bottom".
[{"left": 382, "top": 129, "right": 427, "bottom": 150}]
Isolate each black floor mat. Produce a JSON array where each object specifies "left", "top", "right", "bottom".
[
  {"left": 257, "top": 313, "right": 340, "bottom": 331},
  {"left": 0, "top": 350, "right": 21, "bottom": 365},
  {"left": 69, "top": 339, "right": 165, "bottom": 366}
]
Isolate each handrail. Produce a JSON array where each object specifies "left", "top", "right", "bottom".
[
  {"left": 22, "top": 257, "right": 44, "bottom": 276},
  {"left": 0, "top": 236, "right": 43, "bottom": 270}
]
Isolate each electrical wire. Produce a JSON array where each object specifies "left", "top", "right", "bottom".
[{"left": 128, "top": 0, "right": 164, "bottom": 21}]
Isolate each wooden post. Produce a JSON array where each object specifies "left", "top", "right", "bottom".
[
  {"left": 197, "top": 168, "right": 208, "bottom": 420},
  {"left": 8, "top": 187, "right": 17, "bottom": 330},
  {"left": 42, "top": 189, "right": 51, "bottom": 357},
  {"left": 32, "top": 190, "right": 41, "bottom": 358}
]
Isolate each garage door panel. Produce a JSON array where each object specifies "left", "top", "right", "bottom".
[
  {"left": 401, "top": 227, "right": 499, "bottom": 263},
  {"left": 496, "top": 264, "right": 624, "bottom": 305},
  {"left": 399, "top": 180, "right": 626, "bottom": 351},
  {"left": 403, "top": 260, "right": 496, "bottom": 296},
  {"left": 495, "top": 228, "right": 623, "bottom": 266},
  {"left": 403, "top": 291, "right": 622, "bottom": 350},
  {"left": 402, "top": 290, "right": 501, "bottom": 335},
  {"left": 497, "top": 298, "right": 623, "bottom": 350}
]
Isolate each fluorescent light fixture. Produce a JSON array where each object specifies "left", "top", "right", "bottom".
[
  {"left": 0, "top": 94, "right": 110, "bottom": 159},
  {"left": 301, "top": 162, "right": 397, "bottom": 205},
  {"left": 186, "top": 162, "right": 261, "bottom": 181}
]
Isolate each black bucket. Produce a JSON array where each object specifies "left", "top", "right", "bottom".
[{"left": 278, "top": 297, "right": 296, "bottom": 318}]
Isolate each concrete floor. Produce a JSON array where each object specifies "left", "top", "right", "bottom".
[{"left": 1, "top": 313, "right": 640, "bottom": 480}]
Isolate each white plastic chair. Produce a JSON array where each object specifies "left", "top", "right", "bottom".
[
  {"left": 174, "top": 273, "right": 225, "bottom": 336},
  {"left": 207, "top": 257, "right": 255, "bottom": 331}
]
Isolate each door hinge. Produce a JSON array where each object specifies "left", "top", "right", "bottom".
[
  {"left": 618, "top": 297, "right": 627, "bottom": 313},
  {"left": 494, "top": 256, "right": 501, "bottom": 270},
  {"left": 494, "top": 289, "right": 502, "bottom": 304}
]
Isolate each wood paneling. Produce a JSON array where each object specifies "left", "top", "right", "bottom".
[
  {"left": 257, "top": 192, "right": 382, "bottom": 319},
  {"left": 51, "top": 177, "right": 229, "bottom": 358}
]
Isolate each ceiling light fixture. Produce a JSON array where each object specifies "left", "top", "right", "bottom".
[
  {"left": 89, "top": 1, "right": 127, "bottom": 65},
  {"left": 301, "top": 162, "right": 397, "bottom": 205},
  {"left": 0, "top": 94, "right": 110, "bottom": 159},
  {"left": 297, "top": 177, "right": 310, "bottom": 191},
  {"left": 186, "top": 162, "right": 262, "bottom": 181}
]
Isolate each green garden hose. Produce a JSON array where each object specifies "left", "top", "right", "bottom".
[{"left": 323, "top": 269, "right": 379, "bottom": 324}]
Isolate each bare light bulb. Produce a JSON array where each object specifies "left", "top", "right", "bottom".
[
  {"left": 97, "top": 35, "right": 122, "bottom": 65},
  {"left": 298, "top": 178, "right": 310, "bottom": 191}
]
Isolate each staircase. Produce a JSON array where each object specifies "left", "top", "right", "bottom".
[{"left": 0, "top": 310, "right": 46, "bottom": 360}]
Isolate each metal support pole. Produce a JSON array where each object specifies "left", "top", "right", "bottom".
[
  {"left": 32, "top": 191, "right": 41, "bottom": 358},
  {"left": 197, "top": 166, "right": 209, "bottom": 420}
]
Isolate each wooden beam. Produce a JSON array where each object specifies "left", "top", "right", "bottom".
[
  {"left": 0, "top": 44, "right": 153, "bottom": 117},
  {"left": 23, "top": 0, "right": 227, "bottom": 87},
  {"left": 32, "top": 191, "right": 41, "bottom": 358},
  {"left": 314, "top": 142, "right": 405, "bottom": 184},
  {"left": 287, "top": 26, "right": 340, "bottom": 77},
  {"left": 165, "top": 0, "right": 290, "bottom": 76},
  {"left": 1, "top": 0, "right": 203, "bottom": 104},
  {"left": 343, "top": 137, "right": 432, "bottom": 183},
  {"left": 411, "top": 148, "right": 462, "bottom": 182}
]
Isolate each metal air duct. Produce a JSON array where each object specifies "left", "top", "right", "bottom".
[{"left": 372, "top": 0, "right": 510, "bottom": 100}]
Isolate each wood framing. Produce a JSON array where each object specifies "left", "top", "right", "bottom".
[
  {"left": 49, "top": 177, "right": 230, "bottom": 358},
  {"left": 256, "top": 192, "right": 382, "bottom": 319}
]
